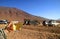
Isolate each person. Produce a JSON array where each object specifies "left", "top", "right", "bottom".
[
  {"left": 5, "top": 21, "right": 23, "bottom": 32},
  {"left": 0, "top": 28, "right": 7, "bottom": 39}
]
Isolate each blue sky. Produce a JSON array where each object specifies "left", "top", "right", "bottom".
[{"left": 0, "top": 0, "right": 60, "bottom": 20}]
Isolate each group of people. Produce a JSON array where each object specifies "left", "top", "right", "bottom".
[{"left": 4, "top": 21, "right": 23, "bottom": 32}]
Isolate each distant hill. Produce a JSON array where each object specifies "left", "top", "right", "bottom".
[{"left": 0, "top": 6, "right": 49, "bottom": 22}]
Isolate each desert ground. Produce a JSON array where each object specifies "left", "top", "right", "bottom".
[{"left": 1, "top": 25, "right": 60, "bottom": 39}]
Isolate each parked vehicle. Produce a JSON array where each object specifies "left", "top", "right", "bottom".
[
  {"left": 0, "top": 20, "right": 8, "bottom": 24},
  {"left": 48, "top": 20, "right": 60, "bottom": 26},
  {"left": 23, "top": 19, "right": 40, "bottom": 25},
  {"left": 43, "top": 20, "right": 60, "bottom": 26},
  {"left": 23, "top": 19, "right": 30, "bottom": 25}
]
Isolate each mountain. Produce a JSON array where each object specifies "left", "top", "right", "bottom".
[{"left": 0, "top": 6, "right": 48, "bottom": 22}]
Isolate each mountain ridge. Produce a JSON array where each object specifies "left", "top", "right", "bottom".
[{"left": 0, "top": 6, "right": 49, "bottom": 22}]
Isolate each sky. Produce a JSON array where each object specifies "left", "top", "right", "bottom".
[{"left": 0, "top": 0, "right": 60, "bottom": 20}]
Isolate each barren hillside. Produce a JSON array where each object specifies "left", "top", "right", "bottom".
[{"left": 0, "top": 6, "right": 48, "bottom": 22}]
